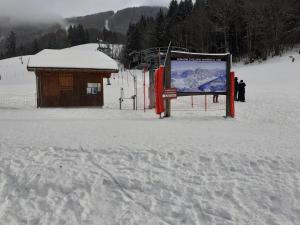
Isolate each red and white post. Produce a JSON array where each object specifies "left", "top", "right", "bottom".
[
  {"left": 143, "top": 67, "right": 146, "bottom": 112},
  {"left": 229, "top": 71, "right": 235, "bottom": 118}
]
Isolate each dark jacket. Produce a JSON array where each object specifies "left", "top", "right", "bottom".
[
  {"left": 238, "top": 82, "right": 246, "bottom": 93},
  {"left": 235, "top": 78, "right": 239, "bottom": 93}
]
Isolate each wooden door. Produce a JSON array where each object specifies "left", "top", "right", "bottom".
[
  {"left": 59, "top": 73, "right": 74, "bottom": 107},
  {"left": 41, "top": 73, "right": 59, "bottom": 107}
]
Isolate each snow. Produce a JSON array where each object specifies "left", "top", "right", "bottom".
[
  {"left": 67, "top": 43, "right": 123, "bottom": 60},
  {"left": 67, "top": 43, "right": 99, "bottom": 52},
  {"left": 0, "top": 46, "right": 300, "bottom": 225},
  {"left": 172, "top": 50, "right": 230, "bottom": 56},
  {"left": 27, "top": 49, "right": 119, "bottom": 71},
  {"left": 105, "top": 19, "right": 110, "bottom": 31}
]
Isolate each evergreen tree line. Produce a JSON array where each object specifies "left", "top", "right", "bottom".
[
  {"left": 122, "top": 0, "right": 300, "bottom": 64},
  {"left": 0, "top": 24, "right": 126, "bottom": 60}
]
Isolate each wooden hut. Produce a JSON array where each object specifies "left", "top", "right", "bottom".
[{"left": 27, "top": 49, "right": 118, "bottom": 107}]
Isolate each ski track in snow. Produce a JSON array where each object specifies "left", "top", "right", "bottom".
[
  {"left": 0, "top": 145, "right": 299, "bottom": 225},
  {"left": 0, "top": 46, "right": 299, "bottom": 224}
]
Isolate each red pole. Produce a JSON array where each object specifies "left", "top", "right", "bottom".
[
  {"left": 230, "top": 72, "right": 235, "bottom": 118},
  {"left": 155, "top": 67, "right": 165, "bottom": 117},
  {"left": 143, "top": 67, "right": 146, "bottom": 112}
]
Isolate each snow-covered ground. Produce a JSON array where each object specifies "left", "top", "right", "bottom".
[
  {"left": 0, "top": 46, "right": 299, "bottom": 225},
  {"left": 68, "top": 43, "right": 123, "bottom": 60}
]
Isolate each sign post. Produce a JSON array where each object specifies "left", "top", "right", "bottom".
[
  {"left": 163, "top": 51, "right": 232, "bottom": 118},
  {"left": 229, "top": 71, "right": 235, "bottom": 118},
  {"left": 143, "top": 67, "right": 146, "bottom": 112},
  {"left": 155, "top": 66, "right": 165, "bottom": 118}
]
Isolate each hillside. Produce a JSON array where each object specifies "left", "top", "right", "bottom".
[
  {"left": 0, "top": 45, "right": 299, "bottom": 225},
  {"left": 109, "top": 6, "right": 167, "bottom": 34},
  {"left": 67, "top": 6, "right": 167, "bottom": 34},
  {"left": 0, "top": 22, "right": 63, "bottom": 55},
  {"left": 0, "top": 6, "right": 165, "bottom": 55},
  {"left": 66, "top": 11, "right": 114, "bottom": 31}
]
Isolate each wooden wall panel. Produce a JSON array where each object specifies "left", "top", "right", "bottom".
[
  {"left": 42, "top": 72, "right": 59, "bottom": 97},
  {"left": 37, "top": 70, "right": 107, "bottom": 107},
  {"left": 59, "top": 74, "right": 73, "bottom": 91}
]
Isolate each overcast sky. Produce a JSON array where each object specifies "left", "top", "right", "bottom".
[{"left": 0, "top": 0, "right": 171, "bottom": 23}]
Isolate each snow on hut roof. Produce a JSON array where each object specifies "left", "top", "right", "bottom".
[{"left": 27, "top": 49, "right": 119, "bottom": 72}]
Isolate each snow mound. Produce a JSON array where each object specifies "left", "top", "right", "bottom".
[
  {"left": 27, "top": 49, "right": 119, "bottom": 71},
  {"left": 67, "top": 43, "right": 99, "bottom": 51}
]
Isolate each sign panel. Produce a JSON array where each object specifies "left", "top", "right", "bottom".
[
  {"left": 163, "top": 88, "right": 177, "bottom": 99},
  {"left": 87, "top": 83, "right": 101, "bottom": 95},
  {"left": 171, "top": 58, "right": 227, "bottom": 94}
]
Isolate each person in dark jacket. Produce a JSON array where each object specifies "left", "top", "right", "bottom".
[
  {"left": 213, "top": 94, "right": 219, "bottom": 103},
  {"left": 234, "top": 77, "right": 239, "bottom": 101},
  {"left": 238, "top": 80, "right": 246, "bottom": 102}
]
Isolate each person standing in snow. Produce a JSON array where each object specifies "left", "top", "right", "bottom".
[
  {"left": 213, "top": 94, "right": 219, "bottom": 103},
  {"left": 234, "top": 77, "right": 239, "bottom": 101},
  {"left": 238, "top": 80, "right": 246, "bottom": 102}
]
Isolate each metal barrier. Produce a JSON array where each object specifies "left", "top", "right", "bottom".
[
  {"left": 119, "top": 87, "right": 136, "bottom": 110},
  {"left": 0, "top": 95, "right": 36, "bottom": 109}
]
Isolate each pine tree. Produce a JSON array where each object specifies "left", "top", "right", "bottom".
[
  {"left": 152, "top": 10, "right": 168, "bottom": 47},
  {"left": 77, "top": 24, "right": 86, "bottom": 44},
  {"left": 5, "top": 31, "right": 17, "bottom": 57},
  {"left": 167, "top": 0, "right": 179, "bottom": 19},
  {"left": 184, "top": 0, "right": 194, "bottom": 16},
  {"left": 67, "top": 25, "right": 76, "bottom": 46},
  {"left": 32, "top": 38, "right": 39, "bottom": 54}
]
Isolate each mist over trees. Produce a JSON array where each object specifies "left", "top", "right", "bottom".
[
  {"left": 0, "top": 6, "right": 162, "bottom": 60},
  {"left": 0, "top": 24, "right": 125, "bottom": 59},
  {"left": 123, "top": 0, "right": 300, "bottom": 64}
]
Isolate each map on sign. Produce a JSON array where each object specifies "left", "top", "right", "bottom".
[{"left": 171, "top": 60, "right": 227, "bottom": 93}]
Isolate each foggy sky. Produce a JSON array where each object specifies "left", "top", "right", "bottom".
[{"left": 0, "top": 0, "right": 171, "bottom": 24}]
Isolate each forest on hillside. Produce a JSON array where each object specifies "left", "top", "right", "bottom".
[
  {"left": 0, "top": 25, "right": 125, "bottom": 60},
  {"left": 0, "top": 6, "right": 164, "bottom": 60},
  {"left": 1, "top": 0, "right": 299, "bottom": 63},
  {"left": 122, "top": 0, "right": 300, "bottom": 65}
]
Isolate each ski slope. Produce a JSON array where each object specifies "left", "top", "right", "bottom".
[{"left": 0, "top": 46, "right": 299, "bottom": 225}]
